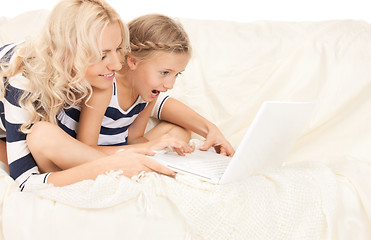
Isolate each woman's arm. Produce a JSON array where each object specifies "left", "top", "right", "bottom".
[
  {"left": 0, "top": 139, "right": 7, "bottom": 167},
  {"left": 46, "top": 148, "right": 175, "bottom": 187},
  {"left": 2, "top": 75, "right": 53, "bottom": 190},
  {"left": 159, "top": 97, "right": 235, "bottom": 156},
  {"left": 26, "top": 121, "right": 176, "bottom": 189}
]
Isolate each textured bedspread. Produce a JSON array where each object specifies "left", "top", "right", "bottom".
[{"left": 1, "top": 157, "right": 370, "bottom": 239}]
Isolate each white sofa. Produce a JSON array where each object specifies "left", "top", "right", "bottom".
[{"left": 1, "top": 10, "right": 371, "bottom": 240}]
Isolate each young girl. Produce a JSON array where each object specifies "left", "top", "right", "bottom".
[
  {"left": 73, "top": 14, "right": 235, "bottom": 157},
  {"left": 0, "top": 0, "right": 175, "bottom": 191}
]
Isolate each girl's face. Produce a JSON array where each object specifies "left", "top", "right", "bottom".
[
  {"left": 127, "top": 51, "right": 190, "bottom": 102},
  {"left": 85, "top": 22, "right": 123, "bottom": 90}
]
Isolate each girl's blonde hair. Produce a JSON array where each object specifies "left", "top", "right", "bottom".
[
  {"left": 126, "top": 14, "right": 191, "bottom": 62},
  {"left": 1, "top": 0, "right": 129, "bottom": 133}
]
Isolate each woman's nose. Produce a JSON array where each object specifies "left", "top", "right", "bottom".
[{"left": 108, "top": 52, "right": 122, "bottom": 71}]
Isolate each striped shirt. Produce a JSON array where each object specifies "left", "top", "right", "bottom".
[
  {"left": 1, "top": 43, "right": 51, "bottom": 191},
  {"left": 57, "top": 78, "right": 150, "bottom": 146},
  {"left": 1, "top": 43, "right": 170, "bottom": 190}
]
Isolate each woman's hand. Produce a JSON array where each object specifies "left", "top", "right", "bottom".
[
  {"left": 111, "top": 148, "right": 176, "bottom": 177},
  {"left": 199, "top": 124, "right": 235, "bottom": 157}
]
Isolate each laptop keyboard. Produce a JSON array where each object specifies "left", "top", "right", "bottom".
[
  {"left": 153, "top": 150, "right": 232, "bottom": 178},
  {"left": 176, "top": 156, "right": 229, "bottom": 176}
]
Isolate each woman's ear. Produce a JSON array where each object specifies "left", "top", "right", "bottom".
[{"left": 126, "top": 56, "right": 138, "bottom": 70}]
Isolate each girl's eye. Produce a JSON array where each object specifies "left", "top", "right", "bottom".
[
  {"left": 101, "top": 55, "right": 107, "bottom": 60},
  {"left": 176, "top": 72, "right": 183, "bottom": 77},
  {"left": 161, "top": 71, "right": 169, "bottom": 75}
]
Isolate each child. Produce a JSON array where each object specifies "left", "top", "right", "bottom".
[
  {"left": 0, "top": 0, "right": 175, "bottom": 191},
  {"left": 72, "top": 14, "right": 235, "bottom": 157}
]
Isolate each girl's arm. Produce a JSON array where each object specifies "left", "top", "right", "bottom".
[
  {"left": 126, "top": 101, "right": 156, "bottom": 144},
  {"left": 76, "top": 88, "right": 152, "bottom": 155},
  {"left": 87, "top": 100, "right": 191, "bottom": 155},
  {"left": 77, "top": 87, "right": 112, "bottom": 146},
  {"left": 159, "top": 97, "right": 235, "bottom": 156},
  {"left": 127, "top": 101, "right": 192, "bottom": 156},
  {"left": 82, "top": 100, "right": 156, "bottom": 155}
]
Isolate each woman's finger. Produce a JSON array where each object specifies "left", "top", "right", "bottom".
[{"left": 142, "top": 158, "right": 176, "bottom": 177}]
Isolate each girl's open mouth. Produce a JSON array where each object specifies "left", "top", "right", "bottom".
[{"left": 152, "top": 90, "right": 160, "bottom": 97}]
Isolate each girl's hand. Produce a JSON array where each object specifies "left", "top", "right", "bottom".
[
  {"left": 146, "top": 134, "right": 194, "bottom": 156},
  {"left": 199, "top": 124, "right": 235, "bottom": 157}
]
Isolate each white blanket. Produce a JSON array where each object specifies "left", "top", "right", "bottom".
[
  {"left": 2, "top": 157, "right": 370, "bottom": 239},
  {"left": 0, "top": 161, "right": 337, "bottom": 239},
  {"left": 37, "top": 161, "right": 339, "bottom": 239},
  {"left": 1, "top": 10, "right": 371, "bottom": 240}
]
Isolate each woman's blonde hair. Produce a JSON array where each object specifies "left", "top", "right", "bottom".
[
  {"left": 1, "top": 0, "right": 129, "bottom": 133},
  {"left": 126, "top": 14, "right": 191, "bottom": 63}
]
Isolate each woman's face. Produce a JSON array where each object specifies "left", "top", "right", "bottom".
[
  {"left": 85, "top": 22, "right": 123, "bottom": 91},
  {"left": 127, "top": 51, "right": 190, "bottom": 102}
]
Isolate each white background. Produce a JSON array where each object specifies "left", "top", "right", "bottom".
[{"left": 0, "top": 0, "right": 370, "bottom": 23}]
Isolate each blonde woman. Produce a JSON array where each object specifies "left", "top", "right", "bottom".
[
  {"left": 70, "top": 14, "right": 235, "bottom": 157},
  {"left": 0, "top": 1, "right": 175, "bottom": 191}
]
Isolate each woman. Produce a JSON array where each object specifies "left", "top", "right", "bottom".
[{"left": 0, "top": 0, "right": 175, "bottom": 191}]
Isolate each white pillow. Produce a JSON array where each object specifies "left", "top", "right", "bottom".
[{"left": 0, "top": 10, "right": 49, "bottom": 45}]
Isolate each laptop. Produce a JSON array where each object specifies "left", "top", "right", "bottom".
[{"left": 149, "top": 101, "right": 315, "bottom": 184}]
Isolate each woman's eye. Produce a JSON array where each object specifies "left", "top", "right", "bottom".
[
  {"left": 161, "top": 71, "right": 169, "bottom": 75},
  {"left": 101, "top": 55, "right": 107, "bottom": 60},
  {"left": 176, "top": 72, "right": 183, "bottom": 77}
]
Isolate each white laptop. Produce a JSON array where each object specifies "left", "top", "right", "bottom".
[{"left": 150, "top": 101, "right": 315, "bottom": 184}]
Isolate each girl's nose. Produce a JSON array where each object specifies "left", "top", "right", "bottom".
[{"left": 163, "top": 78, "right": 175, "bottom": 90}]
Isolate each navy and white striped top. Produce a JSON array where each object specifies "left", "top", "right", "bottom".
[
  {"left": 0, "top": 43, "right": 170, "bottom": 191},
  {"left": 57, "top": 78, "right": 150, "bottom": 146},
  {"left": 1, "top": 43, "right": 51, "bottom": 191}
]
